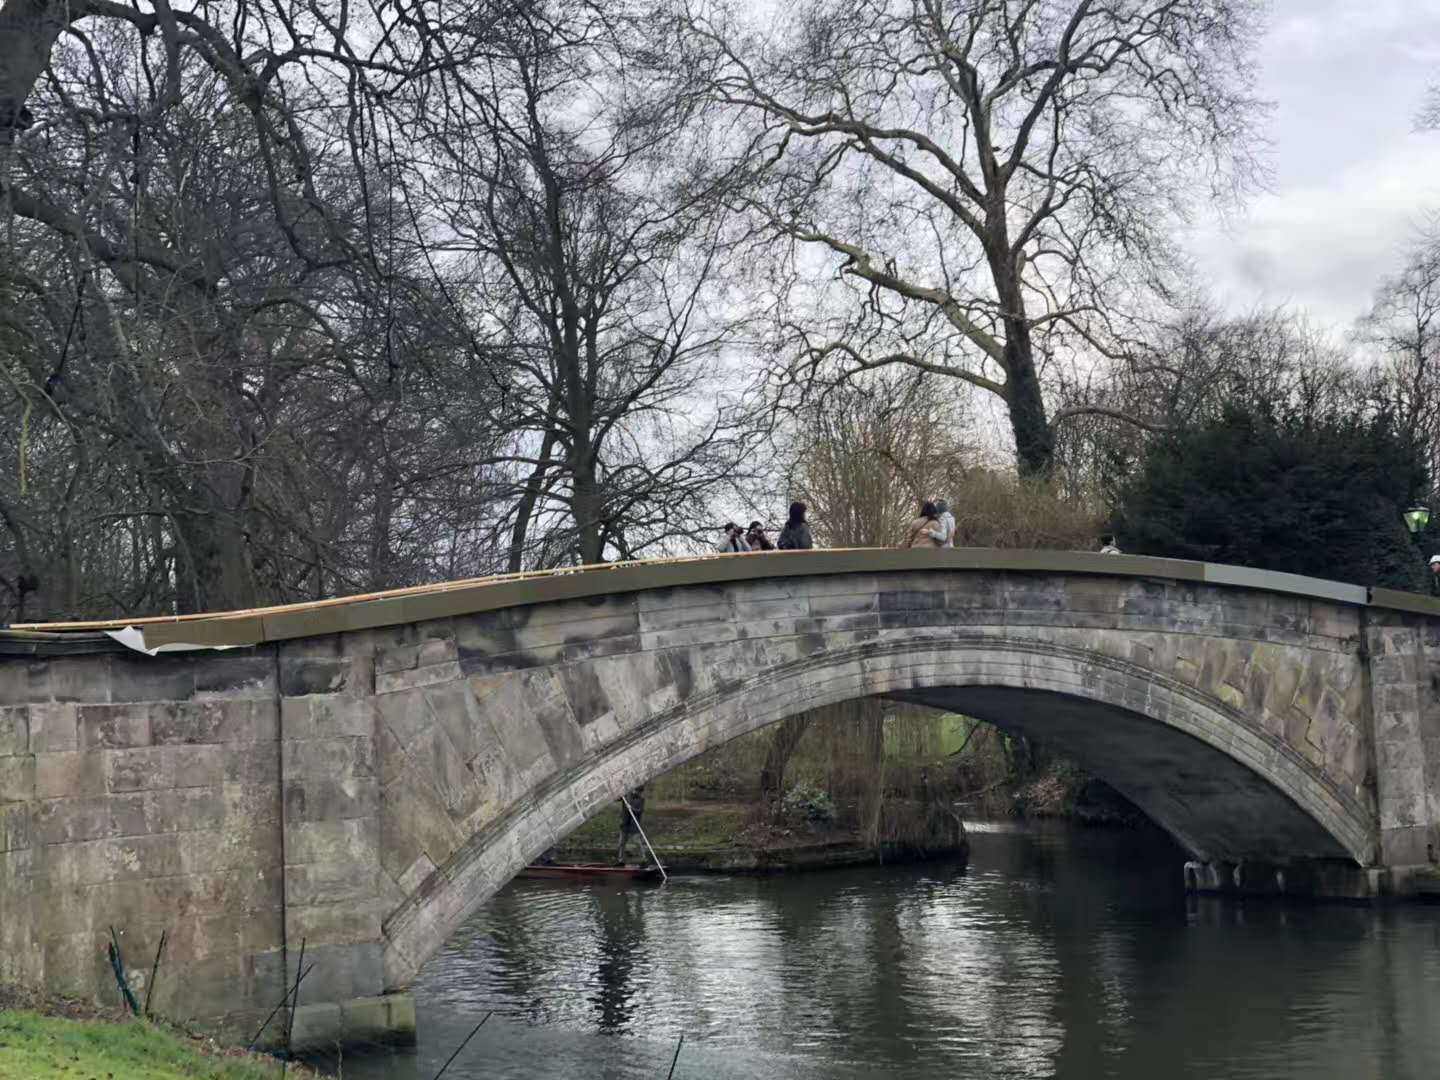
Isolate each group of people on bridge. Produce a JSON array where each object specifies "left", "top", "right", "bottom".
[
  {"left": 716, "top": 498, "right": 966, "bottom": 553},
  {"left": 717, "top": 498, "right": 1125, "bottom": 556}
]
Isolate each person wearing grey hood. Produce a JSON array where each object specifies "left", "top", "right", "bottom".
[{"left": 935, "top": 498, "right": 956, "bottom": 548}]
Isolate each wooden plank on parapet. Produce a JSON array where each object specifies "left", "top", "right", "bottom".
[{"left": 12, "top": 548, "right": 1392, "bottom": 654}]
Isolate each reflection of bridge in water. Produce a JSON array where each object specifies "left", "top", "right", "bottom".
[{"left": 4, "top": 549, "right": 1440, "bottom": 1049}]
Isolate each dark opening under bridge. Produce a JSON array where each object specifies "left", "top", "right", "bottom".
[{"left": 4, "top": 549, "right": 1440, "bottom": 1049}]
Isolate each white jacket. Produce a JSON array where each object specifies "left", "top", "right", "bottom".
[{"left": 937, "top": 511, "right": 956, "bottom": 548}]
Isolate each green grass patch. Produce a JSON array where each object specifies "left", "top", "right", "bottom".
[{"left": 0, "top": 1010, "right": 287, "bottom": 1080}]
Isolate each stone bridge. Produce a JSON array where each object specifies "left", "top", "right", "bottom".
[{"left": 3, "top": 550, "right": 1440, "bottom": 1049}]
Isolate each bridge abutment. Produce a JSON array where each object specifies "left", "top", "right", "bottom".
[
  {"left": 0, "top": 642, "right": 414, "bottom": 1051},
  {"left": 1363, "top": 609, "right": 1440, "bottom": 868}
]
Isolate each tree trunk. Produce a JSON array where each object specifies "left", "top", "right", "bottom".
[
  {"left": 1005, "top": 335, "right": 1055, "bottom": 478},
  {"left": 759, "top": 714, "right": 813, "bottom": 820},
  {"left": 173, "top": 506, "right": 258, "bottom": 614},
  {"left": 990, "top": 250, "right": 1054, "bottom": 477},
  {"left": 0, "top": 0, "right": 65, "bottom": 138},
  {"left": 571, "top": 453, "right": 604, "bottom": 564},
  {"left": 508, "top": 429, "right": 558, "bottom": 572}
]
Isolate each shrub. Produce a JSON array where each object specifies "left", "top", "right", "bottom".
[{"left": 782, "top": 781, "right": 836, "bottom": 824}]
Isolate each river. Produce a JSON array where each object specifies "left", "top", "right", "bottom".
[{"left": 322, "top": 821, "right": 1440, "bottom": 1079}]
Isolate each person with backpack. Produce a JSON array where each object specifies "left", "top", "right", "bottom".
[
  {"left": 903, "top": 501, "right": 945, "bottom": 548},
  {"left": 776, "top": 502, "right": 814, "bottom": 550}
]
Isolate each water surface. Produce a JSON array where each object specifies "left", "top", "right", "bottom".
[{"left": 327, "top": 823, "right": 1440, "bottom": 1079}]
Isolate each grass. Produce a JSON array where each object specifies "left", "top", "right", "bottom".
[{"left": 0, "top": 1010, "right": 304, "bottom": 1080}]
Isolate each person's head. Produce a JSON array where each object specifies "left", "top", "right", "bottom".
[
  {"left": 787, "top": 501, "right": 807, "bottom": 526},
  {"left": 724, "top": 522, "right": 741, "bottom": 536},
  {"left": 920, "top": 500, "right": 937, "bottom": 520},
  {"left": 747, "top": 520, "right": 764, "bottom": 534},
  {"left": 935, "top": 498, "right": 949, "bottom": 514},
  {"left": 1430, "top": 554, "right": 1440, "bottom": 574}
]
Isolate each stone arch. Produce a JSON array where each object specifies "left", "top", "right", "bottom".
[{"left": 380, "top": 634, "right": 1375, "bottom": 988}]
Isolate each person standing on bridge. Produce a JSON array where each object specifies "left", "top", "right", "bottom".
[
  {"left": 716, "top": 522, "right": 751, "bottom": 553},
  {"left": 904, "top": 502, "right": 944, "bottom": 548},
  {"left": 616, "top": 786, "right": 647, "bottom": 865},
  {"left": 746, "top": 521, "right": 775, "bottom": 551},
  {"left": 1429, "top": 555, "right": 1440, "bottom": 595},
  {"left": 777, "top": 502, "right": 814, "bottom": 550},
  {"left": 934, "top": 498, "right": 956, "bottom": 548}
]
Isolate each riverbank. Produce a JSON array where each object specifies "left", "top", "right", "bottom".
[
  {"left": 553, "top": 799, "right": 969, "bottom": 872},
  {"left": 553, "top": 761, "right": 1136, "bottom": 875},
  {"left": 0, "top": 988, "right": 319, "bottom": 1079}
]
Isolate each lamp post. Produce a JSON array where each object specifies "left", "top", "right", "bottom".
[{"left": 1406, "top": 506, "right": 1432, "bottom": 536}]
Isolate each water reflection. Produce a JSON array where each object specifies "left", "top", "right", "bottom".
[
  {"left": 589, "top": 889, "right": 646, "bottom": 1034},
  {"left": 326, "top": 823, "right": 1440, "bottom": 1080}
]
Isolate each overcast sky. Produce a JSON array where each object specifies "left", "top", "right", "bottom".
[{"left": 1188, "top": 0, "right": 1440, "bottom": 331}]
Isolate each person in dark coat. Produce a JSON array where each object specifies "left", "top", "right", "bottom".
[
  {"left": 776, "top": 502, "right": 814, "bottom": 550},
  {"left": 616, "top": 786, "right": 647, "bottom": 865},
  {"left": 746, "top": 521, "right": 774, "bottom": 551}
]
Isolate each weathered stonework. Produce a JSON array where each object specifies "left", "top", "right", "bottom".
[{"left": 4, "top": 561, "right": 1440, "bottom": 1049}]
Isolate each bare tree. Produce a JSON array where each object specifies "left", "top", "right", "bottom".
[
  {"left": 405, "top": 1, "right": 769, "bottom": 567},
  {"left": 0, "top": 10, "right": 520, "bottom": 617},
  {"left": 1360, "top": 222, "right": 1440, "bottom": 504},
  {"left": 665, "top": 0, "right": 1265, "bottom": 475},
  {"left": 1056, "top": 304, "right": 1361, "bottom": 503}
]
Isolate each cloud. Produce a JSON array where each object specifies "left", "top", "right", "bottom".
[{"left": 1186, "top": 0, "right": 1440, "bottom": 328}]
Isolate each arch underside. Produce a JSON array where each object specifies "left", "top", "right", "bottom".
[
  {"left": 889, "top": 686, "right": 1352, "bottom": 863},
  {"left": 383, "top": 635, "right": 1375, "bottom": 987}
]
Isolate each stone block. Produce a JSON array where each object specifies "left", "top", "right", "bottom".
[
  {"left": 222, "top": 744, "right": 280, "bottom": 785},
  {"left": 279, "top": 633, "right": 345, "bottom": 660},
  {"left": 143, "top": 787, "right": 227, "bottom": 833},
  {"left": 78, "top": 703, "right": 154, "bottom": 749},
  {"left": 0, "top": 659, "right": 50, "bottom": 705},
  {"left": 34, "top": 749, "right": 106, "bottom": 798},
  {"left": 286, "top": 942, "right": 384, "bottom": 1007},
  {"left": 0, "top": 754, "right": 36, "bottom": 802},
  {"left": 169, "top": 744, "right": 227, "bottom": 787},
  {"left": 193, "top": 655, "right": 276, "bottom": 699},
  {"left": 47, "top": 656, "right": 113, "bottom": 704},
  {"left": 279, "top": 657, "right": 353, "bottom": 698},
  {"left": 375, "top": 689, "right": 432, "bottom": 752},
  {"left": 283, "top": 736, "right": 375, "bottom": 780},
  {"left": 284, "top": 861, "right": 378, "bottom": 906},
  {"left": 376, "top": 644, "right": 420, "bottom": 676},
  {"left": 28, "top": 703, "right": 78, "bottom": 753},
  {"left": 285, "top": 695, "right": 375, "bottom": 741},
  {"left": 375, "top": 660, "right": 462, "bottom": 695},
  {"left": 0, "top": 706, "right": 28, "bottom": 755},
  {"left": 284, "top": 776, "right": 379, "bottom": 823},
  {"left": 107, "top": 658, "right": 194, "bottom": 704},
  {"left": 286, "top": 898, "right": 387, "bottom": 948},
  {"left": 105, "top": 746, "right": 172, "bottom": 792},
  {"left": 379, "top": 770, "right": 464, "bottom": 881},
  {"left": 150, "top": 701, "right": 228, "bottom": 745},
  {"left": 0, "top": 802, "right": 32, "bottom": 851},
  {"left": 33, "top": 793, "right": 146, "bottom": 843},
  {"left": 216, "top": 700, "right": 279, "bottom": 743},
  {"left": 288, "top": 1002, "right": 343, "bottom": 1051}
]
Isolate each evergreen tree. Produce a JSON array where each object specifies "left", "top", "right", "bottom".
[{"left": 1115, "top": 400, "right": 1428, "bottom": 591}]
